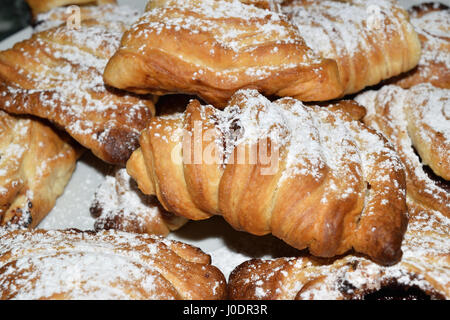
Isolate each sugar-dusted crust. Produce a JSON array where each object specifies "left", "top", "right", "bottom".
[
  {"left": 0, "top": 111, "right": 79, "bottom": 228},
  {"left": 390, "top": 2, "right": 450, "bottom": 89},
  {"left": 356, "top": 84, "right": 449, "bottom": 217},
  {"left": 0, "top": 6, "right": 155, "bottom": 165},
  {"left": 0, "top": 228, "right": 227, "bottom": 300},
  {"left": 104, "top": 0, "right": 344, "bottom": 107},
  {"left": 90, "top": 167, "right": 188, "bottom": 236},
  {"left": 228, "top": 198, "right": 449, "bottom": 300},
  {"left": 226, "top": 83, "right": 450, "bottom": 300},
  {"left": 281, "top": 0, "right": 421, "bottom": 95},
  {"left": 127, "top": 89, "right": 407, "bottom": 265}
]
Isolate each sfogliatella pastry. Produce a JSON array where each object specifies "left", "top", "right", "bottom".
[
  {"left": 390, "top": 2, "right": 449, "bottom": 89},
  {"left": 0, "top": 228, "right": 227, "bottom": 300},
  {"left": 25, "top": 0, "right": 116, "bottom": 17},
  {"left": 33, "top": 3, "right": 140, "bottom": 33},
  {"left": 228, "top": 199, "right": 449, "bottom": 300},
  {"left": 126, "top": 89, "right": 408, "bottom": 265},
  {"left": 280, "top": 0, "right": 422, "bottom": 95},
  {"left": 0, "top": 111, "right": 79, "bottom": 229},
  {"left": 356, "top": 84, "right": 449, "bottom": 217},
  {"left": 90, "top": 167, "right": 188, "bottom": 236},
  {"left": 0, "top": 7, "right": 155, "bottom": 165},
  {"left": 104, "top": 0, "right": 344, "bottom": 107}
]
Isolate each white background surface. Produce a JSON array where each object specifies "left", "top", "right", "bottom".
[{"left": 1, "top": 0, "right": 447, "bottom": 279}]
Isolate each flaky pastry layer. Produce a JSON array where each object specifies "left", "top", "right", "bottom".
[{"left": 0, "top": 111, "right": 79, "bottom": 228}]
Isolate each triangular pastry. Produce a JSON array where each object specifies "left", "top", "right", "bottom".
[{"left": 104, "top": 0, "right": 344, "bottom": 107}]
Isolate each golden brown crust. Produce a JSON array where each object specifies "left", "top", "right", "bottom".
[
  {"left": 224, "top": 83, "right": 449, "bottom": 300},
  {"left": 127, "top": 89, "right": 407, "bottom": 265},
  {"left": 104, "top": 0, "right": 344, "bottom": 107},
  {"left": 0, "top": 111, "right": 79, "bottom": 228},
  {"left": 228, "top": 199, "right": 450, "bottom": 300},
  {"left": 26, "top": 0, "right": 116, "bottom": 16},
  {"left": 90, "top": 167, "right": 188, "bottom": 236},
  {"left": 356, "top": 84, "right": 450, "bottom": 217},
  {"left": 389, "top": 2, "right": 450, "bottom": 89},
  {"left": 0, "top": 228, "right": 227, "bottom": 300},
  {"left": 281, "top": 0, "right": 422, "bottom": 95},
  {"left": 0, "top": 11, "right": 155, "bottom": 165}
]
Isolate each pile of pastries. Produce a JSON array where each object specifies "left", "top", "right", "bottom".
[{"left": 0, "top": 0, "right": 448, "bottom": 300}]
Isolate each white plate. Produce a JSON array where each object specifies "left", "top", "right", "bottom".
[{"left": 3, "top": 0, "right": 447, "bottom": 280}]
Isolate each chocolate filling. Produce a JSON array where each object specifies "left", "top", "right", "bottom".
[
  {"left": 423, "top": 165, "right": 450, "bottom": 193},
  {"left": 363, "top": 284, "right": 433, "bottom": 300},
  {"left": 413, "top": 146, "right": 449, "bottom": 192}
]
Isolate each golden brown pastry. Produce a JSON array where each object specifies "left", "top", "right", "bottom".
[
  {"left": 33, "top": 3, "right": 140, "bottom": 33},
  {"left": 0, "top": 228, "right": 227, "bottom": 300},
  {"left": 0, "top": 9, "right": 155, "bottom": 165},
  {"left": 103, "top": 0, "right": 344, "bottom": 107},
  {"left": 390, "top": 2, "right": 450, "bottom": 89},
  {"left": 228, "top": 199, "right": 450, "bottom": 300},
  {"left": 126, "top": 89, "right": 408, "bottom": 265},
  {"left": 355, "top": 84, "right": 449, "bottom": 217},
  {"left": 90, "top": 167, "right": 188, "bottom": 236},
  {"left": 280, "top": 0, "right": 422, "bottom": 95},
  {"left": 223, "top": 83, "right": 448, "bottom": 300},
  {"left": 25, "top": 0, "right": 116, "bottom": 17},
  {"left": 0, "top": 111, "right": 79, "bottom": 229}
]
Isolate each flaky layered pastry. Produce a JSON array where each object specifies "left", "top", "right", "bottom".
[
  {"left": 0, "top": 228, "right": 227, "bottom": 300},
  {"left": 390, "top": 2, "right": 450, "bottom": 89},
  {"left": 0, "top": 8, "right": 155, "bottom": 165},
  {"left": 104, "top": 0, "right": 344, "bottom": 107},
  {"left": 90, "top": 167, "right": 188, "bottom": 236},
  {"left": 228, "top": 199, "right": 450, "bottom": 300},
  {"left": 25, "top": 0, "right": 116, "bottom": 17},
  {"left": 0, "top": 111, "right": 79, "bottom": 229},
  {"left": 280, "top": 0, "right": 422, "bottom": 95},
  {"left": 126, "top": 89, "right": 408, "bottom": 265},
  {"left": 356, "top": 84, "right": 449, "bottom": 217}
]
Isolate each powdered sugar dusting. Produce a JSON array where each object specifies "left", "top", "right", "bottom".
[
  {"left": 135, "top": 0, "right": 302, "bottom": 53},
  {"left": 0, "top": 111, "right": 78, "bottom": 229},
  {"left": 282, "top": 0, "right": 416, "bottom": 93},
  {"left": 283, "top": 0, "right": 400, "bottom": 57},
  {"left": 210, "top": 89, "right": 403, "bottom": 207},
  {"left": 123, "top": 0, "right": 323, "bottom": 84},
  {"left": 411, "top": 7, "right": 450, "bottom": 73},
  {"left": 91, "top": 168, "right": 187, "bottom": 236},
  {"left": 0, "top": 5, "right": 153, "bottom": 164},
  {"left": 0, "top": 229, "right": 225, "bottom": 300},
  {"left": 231, "top": 199, "right": 449, "bottom": 299},
  {"left": 356, "top": 84, "right": 449, "bottom": 212}
]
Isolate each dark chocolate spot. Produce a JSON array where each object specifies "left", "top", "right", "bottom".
[{"left": 363, "top": 284, "right": 432, "bottom": 300}]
